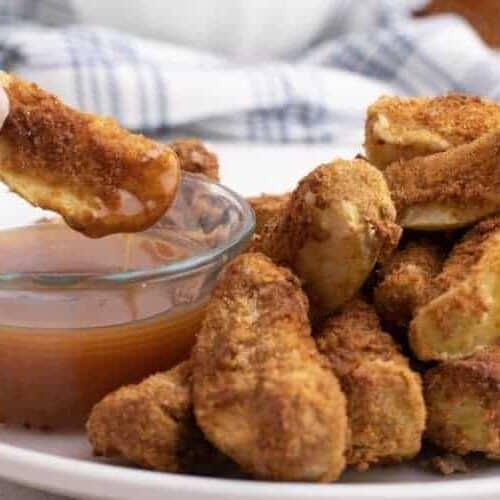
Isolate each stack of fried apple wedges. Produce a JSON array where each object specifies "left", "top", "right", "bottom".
[
  {"left": 11, "top": 71, "right": 495, "bottom": 481},
  {"left": 87, "top": 93, "right": 500, "bottom": 481},
  {"left": 87, "top": 94, "right": 500, "bottom": 481}
]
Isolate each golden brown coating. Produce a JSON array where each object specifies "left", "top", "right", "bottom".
[
  {"left": 247, "top": 193, "right": 291, "bottom": 234},
  {"left": 425, "top": 347, "right": 500, "bottom": 458},
  {"left": 169, "top": 138, "right": 219, "bottom": 181},
  {"left": 365, "top": 94, "right": 500, "bottom": 168},
  {"left": 87, "top": 362, "right": 196, "bottom": 472},
  {"left": 87, "top": 361, "right": 239, "bottom": 476},
  {"left": 385, "top": 131, "right": 500, "bottom": 231},
  {"left": 317, "top": 299, "right": 426, "bottom": 469},
  {"left": 317, "top": 299, "right": 407, "bottom": 377},
  {"left": 410, "top": 217, "right": 500, "bottom": 360},
  {"left": 0, "top": 71, "right": 180, "bottom": 237},
  {"left": 434, "top": 217, "right": 500, "bottom": 293},
  {"left": 258, "top": 159, "right": 401, "bottom": 320},
  {"left": 374, "top": 239, "right": 445, "bottom": 327},
  {"left": 192, "top": 253, "right": 348, "bottom": 482}
]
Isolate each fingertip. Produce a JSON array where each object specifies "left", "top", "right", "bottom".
[{"left": 0, "top": 86, "right": 10, "bottom": 129}]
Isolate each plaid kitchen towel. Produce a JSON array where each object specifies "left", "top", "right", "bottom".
[{"left": 0, "top": 0, "right": 498, "bottom": 144}]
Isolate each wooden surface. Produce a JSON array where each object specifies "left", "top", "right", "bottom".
[{"left": 416, "top": 0, "right": 500, "bottom": 47}]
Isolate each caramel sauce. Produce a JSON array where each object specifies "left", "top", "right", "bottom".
[{"left": 0, "top": 223, "right": 208, "bottom": 428}]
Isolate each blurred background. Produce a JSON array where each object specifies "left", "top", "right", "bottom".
[{"left": 2, "top": 0, "right": 499, "bottom": 151}]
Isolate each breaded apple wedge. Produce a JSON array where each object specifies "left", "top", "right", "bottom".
[
  {"left": 317, "top": 299, "right": 426, "bottom": 469},
  {"left": 169, "top": 138, "right": 219, "bottom": 181},
  {"left": 87, "top": 361, "right": 237, "bottom": 476},
  {"left": 374, "top": 238, "right": 445, "bottom": 327},
  {"left": 366, "top": 94, "right": 500, "bottom": 168},
  {"left": 410, "top": 217, "right": 500, "bottom": 360},
  {"left": 247, "top": 193, "right": 291, "bottom": 234},
  {"left": 385, "top": 131, "right": 500, "bottom": 231},
  {"left": 88, "top": 361, "right": 196, "bottom": 472},
  {"left": 425, "top": 347, "right": 500, "bottom": 458},
  {"left": 0, "top": 71, "right": 180, "bottom": 237},
  {"left": 257, "top": 159, "right": 401, "bottom": 319},
  {"left": 193, "top": 253, "right": 348, "bottom": 482}
]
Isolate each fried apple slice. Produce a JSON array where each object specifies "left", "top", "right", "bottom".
[
  {"left": 317, "top": 299, "right": 426, "bottom": 469},
  {"left": 169, "top": 138, "right": 219, "bottom": 181},
  {"left": 374, "top": 238, "right": 445, "bottom": 327},
  {"left": 247, "top": 192, "right": 291, "bottom": 234},
  {"left": 0, "top": 71, "right": 180, "bottom": 237},
  {"left": 365, "top": 94, "right": 500, "bottom": 168},
  {"left": 385, "top": 131, "right": 500, "bottom": 231},
  {"left": 87, "top": 361, "right": 195, "bottom": 472},
  {"left": 257, "top": 159, "right": 401, "bottom": 319},
  {"left": 87, "top": 361, "right": 238, "bottom": 476},
  {"left": 425, "top": 347, "right": 500, "bottom": 458},
  {"left": 193, "top": 253, "right": 348, "bottom": 482},
  {"left": 410, "top": 217, "right": 500, "bottom": 360}
]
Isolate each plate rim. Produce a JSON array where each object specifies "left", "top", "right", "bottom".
[{"left": 0, "top": 439, "right": 498, "bottom": 500}]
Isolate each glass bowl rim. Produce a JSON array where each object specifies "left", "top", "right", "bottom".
[{"left": 0, "top": 174, "right": 255, "bottom": 288}]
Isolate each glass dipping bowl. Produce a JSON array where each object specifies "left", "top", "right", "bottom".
[{"left": 0, "top": 174, "right": 254, "bottom": 429}]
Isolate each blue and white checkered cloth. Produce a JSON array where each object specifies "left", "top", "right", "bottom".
[{"left": 1, "top": 0, "right": 499, "bottom": 144}]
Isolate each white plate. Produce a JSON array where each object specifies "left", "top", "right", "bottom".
[
  {"left": 0, "top": 426, "right": 499, "bottom": 500},
  {"left": 0, "top": 142, "right": 498, "bottom": 500}
]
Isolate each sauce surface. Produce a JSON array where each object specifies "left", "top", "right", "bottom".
[{"left": 0, "top": 222, "right": 208, "bottom": 428}]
